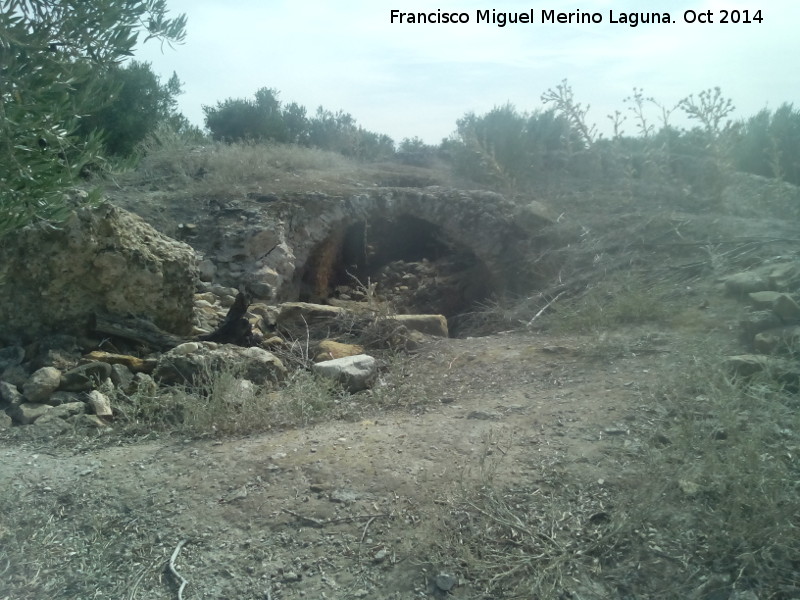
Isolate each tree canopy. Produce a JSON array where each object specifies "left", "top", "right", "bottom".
[{"left": 0, "top": 0, "right": 186, "bottom": 235}]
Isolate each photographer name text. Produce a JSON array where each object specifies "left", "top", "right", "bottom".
[{"left": 389, "top": 8, "right": 764, "bottom": 27}]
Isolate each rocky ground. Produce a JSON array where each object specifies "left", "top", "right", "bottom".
[
  {"left": 1, "top": 148, "right": 799, "bottom": 599},
  {"left": 0, "top": 320, "right": 739, "bottom": 600}
]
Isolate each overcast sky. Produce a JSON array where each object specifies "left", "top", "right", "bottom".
[{"left": 134, "top": 0, "right": 799, "bottom": 144}]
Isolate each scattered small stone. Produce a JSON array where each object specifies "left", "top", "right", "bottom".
[
  {"left": 740, "top": 311, "right": 783, "bottom": 341},
  {"left": 110, "top": 364, "right": 135, "bottom": 392},
  {"left": 47, "top": 390, "right": 83, "bottom": 407},
  {"left": 154, "top": 344, "right": 286, "bottom": 386},
  {"left": 387, "top": 314, "right": 448, "bottom": 337},
  {"left": 313, "top": 339, "right": 365, "bottom": 363},
  {"left": 86, "top": 390, "right": 113, "bottom": 418},
  {"left": 22, "top": 366, "right": 62, "bottom": 403},
  {"left": 603, "top": 427, "right": 628, "bottom": 436},
  {"left": 466, "top": 410, "right": 498, "bottom": 420},
  {"left": 435, "top": 573, "right": 458, "bottom": 592},
  {"left": 225, "top": 485, "right": 248, "bottom": 502},
  {"left": 329, "top": 489, "right": 360, "bottom": 503},
  {"left": 82, "top": 351, "right": 156, "bottom": 373},
  {"left": 312, "top": 354, "right": 377, "bottom": 392},
  {"left": 748, "top": 291, "right": 800, "bottom": 320},
  {"left": 723, "top": 271, "right": 770, "bottom": 295},
  {"left": 30, "top": 413, "right": 70, "bottom": 435},
  {"left": 651, "top": 432, "right": 672, "bottom": 447},
  {"left": 373, "top": 548, "right": 388, "bottom": 562},
  {"left": 8, "top": 402, "right": 52, "bottom": 425},
  {"left": 678, "top": 479, "right": 701, "bottom": 497},
  {"left": 49, "top": 402, "right": 87, "bottom": 419},
  {"left": 0, "top": 381, "right": 24, "bottom": 406},
  {"left": 71, "top": 414, "right": 111, "bottom": 429},
  {"left": 774, "top": 293, "right": 800, "bottom": 321},
  {"left": 1, "top": 365, "right": 27, "bottom": 388}
]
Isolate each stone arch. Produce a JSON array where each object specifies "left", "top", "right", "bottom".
[{"left": 284, "top": 188, "right": 553, "bottom": 321}]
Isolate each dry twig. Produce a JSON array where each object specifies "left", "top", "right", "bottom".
[
  {"left": 283, "top": 508, "right": 389, "bottom": 529},
  {"left": 166, "top": 539, "right": 189, "bottom": 600},
  {"left": 525, "top": 291, "right": 565, "bottom": 327}
]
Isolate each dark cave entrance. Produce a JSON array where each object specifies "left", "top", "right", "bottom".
[{"left": 299, "top": 215, "right": 494, "bottom": 333}]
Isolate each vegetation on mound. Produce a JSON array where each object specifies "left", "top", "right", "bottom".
[{"left": 4, "top": 0, "right": 800, "bottom": 237}]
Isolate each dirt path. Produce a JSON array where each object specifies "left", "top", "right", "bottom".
[{"left": 0, "top": 327, "right": 726, "bottom": 599}]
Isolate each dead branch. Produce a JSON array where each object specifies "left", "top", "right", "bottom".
[
  {"left": 93, "top": 313, "right": 183, "bottom": 350},
  {"left": 360, "top": 516, "right": 377, "bottom": 543},
  {"left": 166, "top": 539, "right": 189, "bottom": 600},
  {"left": 282, "top": 508, "right": 389, "bottom": 529},
  {"left": 282, "top": 508, "right": 326, "bottom": 527},
  {"left": 525, "top": 291, "right": 565, "bottom": 327}
]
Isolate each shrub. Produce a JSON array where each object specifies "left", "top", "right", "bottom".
[
  {"left": 732, "top": 103, "right": 800, "bottom": 185},
  {"left": 75, "top": 60, "right": 185, "bottom": 157},
  {"left": 203, "top": 87, "right": 291, "bottom": 143}
]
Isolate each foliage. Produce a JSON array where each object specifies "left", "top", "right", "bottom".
[
  {"left": 446, "top": 103, "right": 577, "bottom": 187},
  {"left": 307, "top": 106, "right": 395, "bottom": 159},
  {"left": 444, "top": 81, "right": 800, "bottom": 196},
  {"left": 679, "top": 87, "right": 736, "bottom": 137},
  {"left": 0, "top": 0, "right": 186, "bottom": 236},
  {"left": 203, "top": 88, "right": 395, "bottom": 160},
  {"left": 396, "top": 136, "right": 438, "bottom": 166},
  {"left": 541, "top": 78, "right": 597, "bottom": 148},
  {"left": 203, "top": 87, "right": 291, "bottom": 143},
  {"left": 75, "top": 60, "right": 184, "bottom": 157},
  {"left": 732, "top": 103, "right": 800, "bottom": 185}
]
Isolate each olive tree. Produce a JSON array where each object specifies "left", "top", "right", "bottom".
[{"left": 0, "top": 0, "right": 186, "bottom": 236}]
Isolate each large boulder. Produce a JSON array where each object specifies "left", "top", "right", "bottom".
[
  {"left": 153, "top": 342, "right": 287, "bottom": 386},
  {"left": 0, "top": 202, "right": 198, "bottom": 342}
]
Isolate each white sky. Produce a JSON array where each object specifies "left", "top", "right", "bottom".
[{"left": 135, "top": 0, "right": 799, "bottom": 144}]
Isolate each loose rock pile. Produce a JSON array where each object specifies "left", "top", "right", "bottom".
[
  {"left": 0, "top": 282, "right": 448, "bottom": 430},
  {"left": 724, "top": 260, "right": 800, "bottom": 387}
]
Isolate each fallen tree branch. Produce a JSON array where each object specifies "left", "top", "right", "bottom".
[
  {"left": 166, "top": 539, "right": 189, "bottom": 600},
  {"left": 282, "top": 508, "right": 326, "bottom": 527},
  {"left": 525, "top": 291, "right": 565, "bottom": 327},
  {"left": 199, "top": 291, "right": 256, "bottom": 346},
  {"left": 282, "top": 508, "right": 389, "bottom": 528},
  {"left": 93, "top": 313, "right": 183, "bottom": 350}
]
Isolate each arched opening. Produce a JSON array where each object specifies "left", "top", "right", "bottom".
[{"left": 298, "top": 215, "right": 494, "bottom": 332}]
